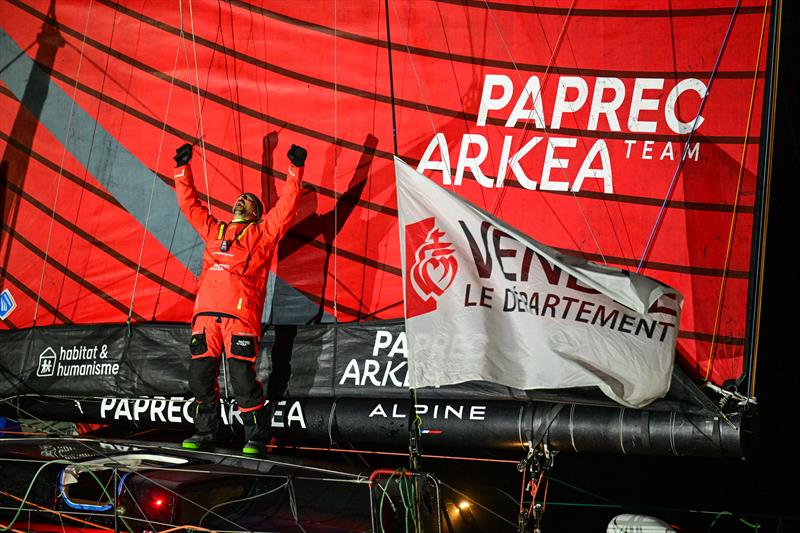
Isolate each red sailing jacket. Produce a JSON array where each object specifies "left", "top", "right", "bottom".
[{"left": 174, "top": 163, "right": 303, "bottom": 329}]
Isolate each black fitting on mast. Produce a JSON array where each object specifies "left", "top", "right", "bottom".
[
  {"left": 384, "top": 0, "right": 399, "bottom": 157},
  {"left": 408, "top": 391, "right": 422, "bottom": 472},
  {"left": 517, "top": 442, "right": 556, "bottom": 532}
]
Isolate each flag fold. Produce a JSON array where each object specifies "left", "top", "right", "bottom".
[{"left": 396, "top": 157, "right": 682, "bottom": 408}]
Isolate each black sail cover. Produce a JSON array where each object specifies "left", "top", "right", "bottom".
[{"left": 0, "top": 321, "right": 750, "bottom": 456}]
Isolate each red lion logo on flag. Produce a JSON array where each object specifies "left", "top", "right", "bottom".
[{"left": 405, "top": 217, "right": 458, "bottom": 318}]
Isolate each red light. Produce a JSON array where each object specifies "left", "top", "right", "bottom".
[{"left": 153, "top": 498, "right": 164, "bottom": 508}]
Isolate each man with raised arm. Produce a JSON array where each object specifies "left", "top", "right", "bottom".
[{"left": 172, "top": 142, "right": 306, "bottom": 455}]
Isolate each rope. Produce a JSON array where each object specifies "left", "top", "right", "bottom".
[
  {"left": 265, "top": 444, "right": 519, "bottom": 463},
  {"left": 386, "top": 0, "right": 432, "bottom": 443},
  {"left": 548, "top": 2, "right": 637, "bottom": 263},
  {"left": 127, "top": 34, "right": 184, "bottom": 322},
  {"left": 178, "top": 0, "right": 232, "bottom": 402},
  {"left": 221, "top": 0, "right": 246, "bottom": 189},
  {"left": 705, "top": 0, "right": 771, "bottom": 381},
  {"left": 387, "top": 1, "right": 441, "bottom": 162},
  {"left": 437, "top": 480, "right": 518, "bottom": 528},
  {"left": 749, "top": 0, "right": 781, "bottom": 398},
  {"left": 0, "top": 402, "right": 250, "bottom": 532},
  {"left": 482, "top": 0, "right": 608, "bottom": 265},
  {"left": 33, "top": 0, "right": 95, "bottom": 325},
  {"left": 0, "top": 490, "right": 115, "bottom": 531},
  {"left": 198, "top": 480, "right": 289, "bottom": 527},
  {"left": 179, "top": 0, "right": 212, "bottom": 214},
  {"left": 334, "top": 0, "right": 339, "bottom": 322},
  {"left": 636, "top": 0, "right": 743, "bottom": 273}
]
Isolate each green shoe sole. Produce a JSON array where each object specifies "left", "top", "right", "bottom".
[{"left": 242, "top": 446, "right": 263, "bottom": 456}]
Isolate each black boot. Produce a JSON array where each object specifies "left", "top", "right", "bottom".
[
  {"left": 183, "top": 400, "right": 220, "bottom": 451},
  {"left": 241, "top": 407, "right": 270, "bottom": 456}
]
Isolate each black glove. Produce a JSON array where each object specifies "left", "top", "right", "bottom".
[
  {"left": 287, "top": 144, "right": 307, "bottom": 167},
  {"left": 173, "top": 143, "right": 193, "bottom": 167}
]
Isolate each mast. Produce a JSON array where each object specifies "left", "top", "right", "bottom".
[
  {"left": 384, "top": 0, "right": 399, "bottom": 157},
  {"left": 745, "top": 0, "right": 782, "bottom": 399}
]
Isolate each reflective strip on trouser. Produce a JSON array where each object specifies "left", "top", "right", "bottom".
[
  {"left": 228, "top": 358, "right": 265, "bottom": 412},
  {"left": 242, "top": 405, "right": 270, "bottom": 442},
  {"left": 191, "top": 399, "right": 220, "bottom": 435}
]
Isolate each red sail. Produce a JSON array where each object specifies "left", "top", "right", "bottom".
[{"left": 0, "top": 0, "right": 774, "bottom": 388}]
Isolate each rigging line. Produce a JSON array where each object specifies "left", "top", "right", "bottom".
[
  {"left": 388, "top": 0, "right": 441, "bottom": 161},
  {"left": 32, "top": 0, "right": 95, "bottom": 325},
  {"left": 180, "top": 0, "right": 212, "bottom": 214},
  {"left": 224, "top": 0, "right": 245, "bottom": 188},
  {"left": 287, "top": 478, "right": 308, "bottom": 533},
  {"left": 198, "top": 480, "right": 289, "bottom": 527},
  {"left": 483, "top": 0, "right": 569, "bottom": 212},
  {"left": 553, "top": 0, "right": 636, "bottom": 264},
  {"left": 749, "top": 0, "right": 781, "bottom": 399},
  {"left": 0, "top": 491, "right": 113, "bottom": 532},
  {"left": 182, "top": 0, "right": 229, "bottom": 401},
  {"left": 188, "top": 0, "right": 211, "bottom": 206},
  {"left": 131, "top": 465, "right": 258, "bottom": 531},
  {"left": 437, "top": 480, "right": 518, "bottom": 528},
  {"left": 636, "top": 0, "right": 743, "bottom": 273},
  {"left": 540, "top": 0, "right": 634, "bottom": 263},
  {"left": 333, "top": 0, "right": 338, "bottom": 322},
  {"left": 0, "top": 454, "right": 366, "bottom": 483},
  {"left": 127, "top": 36, "right": 184, "bottom": 322},
  {"left": 268, "top": 444, "right": 519, "bottom": 463},
  {"left": 482, "top": 0, "right": 610, "bottom": 265},
  {"left": 704, "top": 0, "right": 770, "bottom": 382},
  {"left": 0, "top": 411, "right": 249, "bottom": 532},
  {"left": 116, "top": 472, "right": 162, "bottom": 533},
  {"left": 215, "top": 0, "right": 244, "bottom": 189},
  {"left": 56, "top": 2, "right": 123, "bottom": 321},
  {"left": 387, "top": 0, "right": 437, "bottom": 436},
  {"left": 433, "top": 2, "right": 490, "bottom": 211},
  {"left": 387, "top": 1, "right": 446, "bottom": 437}
]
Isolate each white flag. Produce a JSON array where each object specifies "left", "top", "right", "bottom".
[{"left": 396, "top": 157, "right": 682, "bottom": 408}]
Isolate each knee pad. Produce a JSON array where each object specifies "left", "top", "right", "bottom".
[{"left": 227, "top": 358, "right": 263, "bottom": 410}]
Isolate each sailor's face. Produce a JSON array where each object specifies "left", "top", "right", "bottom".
[{"left": 232, "top": 194, "right": 257, "bottom": 220}]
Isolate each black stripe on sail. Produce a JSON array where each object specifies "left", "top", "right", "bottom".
[
  {"left": 67, "top": 0, "right": 763, "bottom": 146},
  {"left": 1, "top": 18, "right": 759, "bottom": 217},
  {"left": 1, "top": 224, "right": 148, "bottom": 322},
  {"left": 434, "top": 0, "right": 768, "bottom": 18},
  {"left": 0, "top": 266, "right": 73, "bottom": 324},
  {"left": 226, "top": 0, "right": 767, "bottom": 80},
  {"left": 280, "top": 229, "right": 403, "bottom": 276},
  {"left": 557, "top": 247, "right": 750, "bottom": 279},
  {"left": 678, "top": 330, "right": 745, "bottom": 345},
  {"left": 2, "top": 175, "right": 196, "bottom": 302},
  {"left": 0, "top": 88, "right": 403, "bottom": 278},
  {"left": 0, "top": 74, "right": 752, "bottom": 282},
  {"left": 7, "top": 1, "right": 763, "bottom": 214}
]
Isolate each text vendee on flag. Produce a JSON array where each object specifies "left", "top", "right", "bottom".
[{"left": 395, "top": 157, "right": 683, "bottom": 408}]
